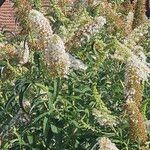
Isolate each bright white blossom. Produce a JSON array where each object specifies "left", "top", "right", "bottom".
[
  {"left": 124, "top": 51, "right": 150, "bottom": 102},
  {"left": 93, "top": 108, "right": 117, "bottom": 127},
  {"left": 44, "top": 34, "right": 70, "bottom": 77},
  {"left": 125, "top": 52, "right": 150, "bottom": 82},
  {"left": 28, "top": 9, "right": 53, "bottom": 39},
  {"left": 99, "top": 137, "right": 119, "bottom": 150},
  {"left": 68, "top": 53, "right": 87, "bottom": 71}
]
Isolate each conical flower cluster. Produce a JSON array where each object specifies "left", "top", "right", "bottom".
[
  {"left": 28, "top": 9, "right": 53, "bottom": 40},
  {"left": 0, "top": 42, "right": 30, "bottom": 65},
  {"left": 44, "top": 34, "right": 70, "bottom": 77}
]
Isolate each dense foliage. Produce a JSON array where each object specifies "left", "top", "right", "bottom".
[{"left": 0, "top": 0, "right": 150, "bottom": 149}]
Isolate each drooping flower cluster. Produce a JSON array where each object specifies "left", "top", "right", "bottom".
[
  {"left": 123, "top": 23, "right": 149, "bottom": 143},
  {"left": 65, "top": 16, "right": 106, "bottom": 51},
  {"left": 110, "top": 6, "right": 150, "bottom": 145},
  {"left": 98, "top": 137, "right": 119, "bottom": 150},
  {"left": 112, "top": 39, "right": 150, "bottom": 78}
]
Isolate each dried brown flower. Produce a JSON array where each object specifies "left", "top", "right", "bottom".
[{"left": 125, "top": 100, "right": 148, "bottom": 144}]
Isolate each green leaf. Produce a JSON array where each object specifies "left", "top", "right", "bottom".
[
  {"left": 33, "top": 111, "right": 51, "bottom": 124},
  {"left": 43, "top": 117, "right": 49, "bottom": 137},
  {"left": 51, "top": 124, "right": 58, "bottom": 134},
  {"left": 27, "top": 135, "right": 33, "bottom": 145}
]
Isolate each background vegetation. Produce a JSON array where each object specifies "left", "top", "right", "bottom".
[{"left": 0, "top": 0, "right": 150, "bottom": 149}]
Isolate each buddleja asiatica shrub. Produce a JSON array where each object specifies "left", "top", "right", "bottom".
[{"left": 0, "top": 0, "right": 150, "bottom": 149}]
